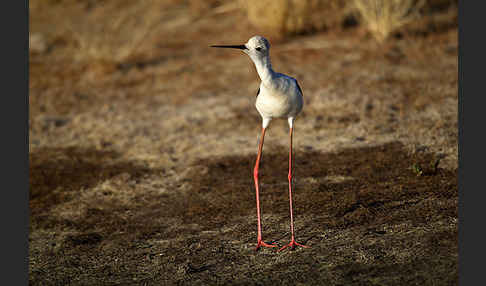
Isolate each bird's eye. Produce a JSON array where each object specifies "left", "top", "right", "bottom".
[{"left": 255, "top": 47, "right": 262, "bottom": 51}]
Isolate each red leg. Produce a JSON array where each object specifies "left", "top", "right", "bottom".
[
  {"left": 278, "top": 126, "right": 310, "bottom": 252},
  {"left": 254, "top": 127, "right": 276, "bottom": 251}
]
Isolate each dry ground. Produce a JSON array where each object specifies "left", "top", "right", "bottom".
[{"left": 29, "top": 1, "right": 458, "bottom": 285}]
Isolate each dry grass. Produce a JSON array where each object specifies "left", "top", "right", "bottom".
[
  {"left": 240, "top": 0, "right": 453, "bottom": 38},
  {"left": 242, "top": 0, "right": 351, "bottom": 37},
  {"left": 65, "top": 0, "right": 165, "bottom": 63},
  {"left": 30, "top": 0, "right": 237, "bottom": 64},
  {"left": 352, "top": 0, "right": 426, "bottom": 42},
  {"left": 29, "top": 1, "right": 457, "bottom": 284}
]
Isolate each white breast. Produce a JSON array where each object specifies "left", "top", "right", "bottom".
[{"left": 255, "top": 74, "right": 303, "bottom": 119}]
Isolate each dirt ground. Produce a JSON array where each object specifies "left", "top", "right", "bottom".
[{"left": 29, "top": 1, "right": 458, "bottom": 285}]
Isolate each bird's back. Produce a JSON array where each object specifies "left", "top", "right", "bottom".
[{"left": 255, "top": 74, "right": 303, "bottom": 119}]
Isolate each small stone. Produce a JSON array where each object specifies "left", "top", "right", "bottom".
[{"left": 30, "top": 33, "right": 47, "bottom": 54}]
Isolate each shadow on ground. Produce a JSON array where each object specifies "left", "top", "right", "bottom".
[
  {"left": 30, "top": 142, "right": 457, "bottom": 285},
  {"left": 29, "top": 147, "right": 164, "bottom": 231},
  {"left": 186, "top": 141, "right": 456, "bottom": 231}
]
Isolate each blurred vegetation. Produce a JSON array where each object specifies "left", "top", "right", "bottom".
[
  {"left": 241, "top": 0, "right": 457, "bottom": 38},
  {"left": 30, "top": 0, "right": 169, "bottom": 63},
  {"left": 242, "top": 0, "right": 350, "bottom": 36},
  {"left": 352, "top": 0, "right": 426, "bottom": 43},
  {"left": 29, "top": 0, "right": 457, "bottom": 64}
]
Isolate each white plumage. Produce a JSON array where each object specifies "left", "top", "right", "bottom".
[
  {"left": 211, "top": 35, "right": 308, "bottom": 252},
  {"left": 246, "top": 36, "right": 304, "bottom": 129}
]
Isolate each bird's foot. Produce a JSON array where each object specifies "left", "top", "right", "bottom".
[
  {"left": 278, "top": 238, "right": 309, "bottom": 252},
  {"left": 255, "top": 239, "right": 277, "bottom": 251}
]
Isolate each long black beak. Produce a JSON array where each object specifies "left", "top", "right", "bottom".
[{"left": 210, "top": 44, "right": 247, "bottom": 50}]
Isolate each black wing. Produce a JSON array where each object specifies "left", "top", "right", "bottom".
[
  {"left": 256, "top": 87, "right": 260, "bottom": 97},
  {"left": 295, "top": 80, "right": 303, "bottom": 96}
]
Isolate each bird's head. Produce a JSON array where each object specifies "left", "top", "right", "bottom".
[{"left": 211, "top": 35, "right": 270, "bottom": 62}]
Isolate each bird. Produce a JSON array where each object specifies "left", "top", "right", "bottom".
[{"left": 211, "top": 35, "right": 309, "bottom": 252}]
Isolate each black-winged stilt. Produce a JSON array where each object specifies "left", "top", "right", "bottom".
[{"left": 211, "top": 36, "right": 308, "bottom": 252}]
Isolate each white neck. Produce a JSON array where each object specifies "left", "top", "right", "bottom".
[{"left": 251, "top": 56, "right": 275, "bottom": 87}]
